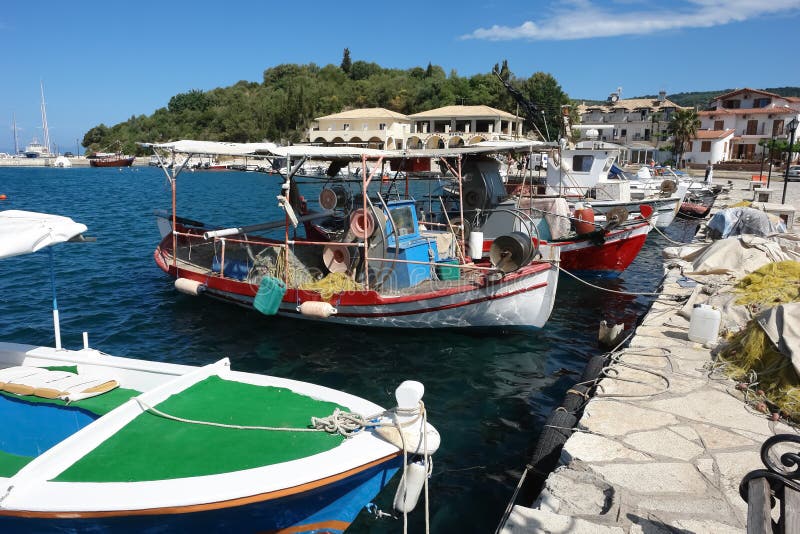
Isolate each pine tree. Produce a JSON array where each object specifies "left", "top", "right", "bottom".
[{"left": 340, "top": 48, "right": 352, "bottom": 74}]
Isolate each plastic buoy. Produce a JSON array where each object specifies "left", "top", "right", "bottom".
[
  {"left": 174, "top": 278, "right": 206, "bottom": 296},
  {"left": 298, "top": 301, "right": 337, "bottom": 318},
  {"left": 0, "top": 194, "right": 7, "bottom": 200},
  {"left": 322, "top": 245, "right": 350, "bottom": 273},
  {"left": 573, "top": 202, "right": 596, "bottom": 235},
  {"left": 393, "top": 460, "right": 427, "bottom": 513}
]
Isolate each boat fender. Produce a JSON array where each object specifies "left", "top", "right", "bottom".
[
  {"left": 174, "top": 278, "right": 206, "bottom": 296},
  {"left": 298, "top": 301, "right": 337, "bottom": 318},
  {"left": 393, "top": 460, "right": 428, "bottom": 513}
]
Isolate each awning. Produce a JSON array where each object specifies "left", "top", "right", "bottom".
[{"left": 0, "top": 210, "right": 88, "bottom": 260}]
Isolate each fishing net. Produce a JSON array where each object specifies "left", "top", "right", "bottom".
[
  {"left": 299, "top": 272, "right": 363, "bottom": 300},
  {"left": 718, "top": 320, "right": 800, "bottom": 420},
  {"left": 734, "top": 260, "right": 800, "bottom": 308},
  {"left": 718, "top": 267, "right": 800, "bottom": 420},
  {"left": 729, "top": 200, "right": 752, "bottom": 208}
]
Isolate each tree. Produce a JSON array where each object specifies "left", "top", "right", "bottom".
[
  {"left": 340, "top": 48, "right": 351, "bottom": 75},
  {"left": 667, "top": 108, "right": 700, "bottom": 168}
]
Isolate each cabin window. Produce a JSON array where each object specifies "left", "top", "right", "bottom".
[
  {"left": 701, "top": 141, "right": 711, "bottom": 152},
  {"left": 572, "top": 155, "right": 594, "bottom": 172},
  {"left": 389, "top": 205, "right": 416, "bottom": 237},
  {"left": 714, "top": 120, "right": 724, "bottom": 130}
]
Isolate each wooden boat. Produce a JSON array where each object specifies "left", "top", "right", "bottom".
[
  {"left": 146, "top": 141, "right": 561, "bottom": 329},
  {"left": 507, "top": 142, "right": 688, "bottom": 229},
  {"left": 89, "top": 153, "right": 135, "bottom": 167},
  {"left": 438, "top": 154, "right": 654, "bottom": 277},
  {"left": 0, "top": 210, "right": 439, "bottom": 532}
]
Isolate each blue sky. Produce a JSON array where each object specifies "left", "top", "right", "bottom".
[{"left": 2, "top": 0, "right": 800, "bottom": 154}]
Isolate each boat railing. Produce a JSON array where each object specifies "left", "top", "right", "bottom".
[{"left": 170, "top": 227, "right": 511, "bottom": 288}]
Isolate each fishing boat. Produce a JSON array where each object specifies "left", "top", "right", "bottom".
[
  {"left": 439, "top": 154, "right": 654, "bottom": 277},
  {"left": 0, "top": 209, "right": 440, "bottom": 532},
  {"left": 88, "top": 152, "right": 135, "bottom": 167},
  {"left": 146, "top": 140, "right": 560, "bottom": 329}
]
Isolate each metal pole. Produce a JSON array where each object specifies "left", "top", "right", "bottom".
[
  {"left": 782, "top": 123, "right": 797, "bottom": 205},
  {"left": 767, "top": 134, "right": 776, "bottom": 188},
  {"left": 48, "top": 248, "right": 62, "bottom": 350}
]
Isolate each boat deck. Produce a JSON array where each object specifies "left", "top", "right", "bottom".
[{"left": 1, "top": 373, "right": 350, "bottom": 482}]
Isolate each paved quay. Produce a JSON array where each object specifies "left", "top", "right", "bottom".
[{"left": 501, "top": 174, "right": 800, "bottom": 533}]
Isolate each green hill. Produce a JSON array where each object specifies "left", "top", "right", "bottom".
[{"left": 82, "top": 58, "right": 571, "bottom": 155}]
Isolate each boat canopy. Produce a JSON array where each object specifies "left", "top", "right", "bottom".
[
  {"left": 0, "top": 210, "right": 88, "bottom": 259},
  {"left": 140, "top": 139, "right": 552, "bottom": 161},
  {"left": 139, "top": 140, "right": 279, "bottom": 156}
]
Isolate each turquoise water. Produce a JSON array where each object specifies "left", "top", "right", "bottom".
[{"left": 0, "top": 166, "right": 697, "bottom": 532}]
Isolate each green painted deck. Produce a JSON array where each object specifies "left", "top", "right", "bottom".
[
  {"left": 0, "top": 449, "right": 33, "bottom": 477},
  {"left": 54, "top": 376, "right": 350, "bottom": 482}
]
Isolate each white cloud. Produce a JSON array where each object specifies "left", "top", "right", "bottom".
[{"left": 462, "top": 0, "right": 800, "bottom": 41}]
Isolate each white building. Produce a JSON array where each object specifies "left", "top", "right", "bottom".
[
  {"left": 406, "top": 105, "right": 523, "bottom": 149},
  {"left": 697, "top": 88, "right": 800, "bottom": 161},
  {"left": 307, "top": 105, "right": 524, "bottom": 150},
  {"left": 682, "top": 129, "right": 735, "bottom": 165},
  {"left": 307, "top": 108, "right": 411, "bottom": 150},
  {"left": 577, "top": 90, "right": 686, "bottom": 164}
]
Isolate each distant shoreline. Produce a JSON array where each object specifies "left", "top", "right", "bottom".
[{"left": 0, "top": 157, "right": 150, "bottom": 167}]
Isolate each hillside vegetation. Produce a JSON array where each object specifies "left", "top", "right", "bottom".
[
  {"left": 82, "top": 54, "right": 800, "bottom": 155},
  {"left": 82, "top": 58, "right": 571, "bottom": 155}
]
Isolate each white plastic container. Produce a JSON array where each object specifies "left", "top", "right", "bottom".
[
  {"left": 468, "top": 231, "right": 484, "bottom": 260},
  {"left": 687, "top": 304, "right": 721, "bottom": 344}
]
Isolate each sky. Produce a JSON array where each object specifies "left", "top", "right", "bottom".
[{"left": 2, "top": 0, "right": 800, "bottom": 154}]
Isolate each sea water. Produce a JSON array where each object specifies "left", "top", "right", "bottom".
[{"left": 0, "top": 166, "right": 698, "bottom": 532}]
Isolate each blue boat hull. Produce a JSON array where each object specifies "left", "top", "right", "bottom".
[{"left": 0, "top": 456, "right": 401, "bottom": 533}]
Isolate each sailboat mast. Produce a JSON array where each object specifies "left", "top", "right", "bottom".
[
  {"left": 40, "top": 81, "right": 50, "bottom": 155},
  {"left": 12, "top": 113, "right": 19, "bottom": 155}
]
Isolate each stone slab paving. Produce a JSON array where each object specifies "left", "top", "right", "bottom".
[{"left": 501, "top": 180, "right": 799, "bottom": 533}]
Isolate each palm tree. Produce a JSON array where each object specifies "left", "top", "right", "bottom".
[{"left": 667, "top": 108, "right": 701, "bottom": 168}]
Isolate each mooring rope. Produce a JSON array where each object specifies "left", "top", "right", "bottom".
[{"left": 557, "top": 264, "right": 679, "bottom": 299}]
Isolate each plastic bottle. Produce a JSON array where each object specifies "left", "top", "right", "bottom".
[{"left": 687, "top": 304, "right": 721, "bottom": 344}]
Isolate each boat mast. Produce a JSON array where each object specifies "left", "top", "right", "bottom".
[
  {"left": 40, "top": 80, "right": 51, "bottom": 155},
  {"left": 12, "top": 113, "right": 19, "bottom": 155}
]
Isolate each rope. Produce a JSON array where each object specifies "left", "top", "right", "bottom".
[
  {"left": 557, "top": 264, "right": 679, "bottom": 298},
  {"left": 650, "top": 221, "right": 702, "bottom": 246},
  {"left": 134, "top": 398, "right": 371, "bottom": 437}
]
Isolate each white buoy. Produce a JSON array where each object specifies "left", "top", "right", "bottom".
[
  {"left": 174, "top": 278, "right": 206, "bottom": 296},
  {"left": 376, "top": 381, "right": 441, "bottom": 455},
  {"left": 298, "top": 301, "right": 337, "bottom": 318},
  {"left": 393, "top": 460, "right": 428, "bottom": 513}
]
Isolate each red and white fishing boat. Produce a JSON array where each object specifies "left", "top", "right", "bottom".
[{"left": 146, "top": 141, "right": 560, "bottom": 329}]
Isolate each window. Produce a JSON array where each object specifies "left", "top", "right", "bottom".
[
  {"left": 687, "top": 141, "right": 693, "bottom": 152},
  {"left": 746, "top": 120, "right": 758, "bottom": 135},
  {"left": 701, "top": 141, "right": 711, "bottom": 152},
  {"left": 621, "top": 129, "right": 627, "bottom": 137},
  {"left": 773, "top": 119, "right": 785, "bottom": 137},
  {"left": 572, "top": 155, "right": 594, "bottom": 172},
  {"left": 343, "top": 123, "right": 350, "bottom": 131},
  {"left": 753, "top": 98, "right": 771, "bottom": 108},
  {"left": 722, "top": 99, "right": 741, "bottom": 109},
  {"left": 379, "top": 123, "right": 387, "bottom": 130},
  {"left": 714, "top": 120, "right": 724, "bottom": 130},
  {"left": 362, "top": 123, "right": 368, "bottom": 131}
]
